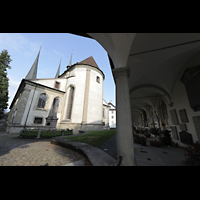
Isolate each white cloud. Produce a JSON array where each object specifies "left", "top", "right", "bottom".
[{"left": 0, "top": 33, "right": 40, "bottom": 57}]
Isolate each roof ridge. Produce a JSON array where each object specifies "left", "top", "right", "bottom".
[{"left": 78, "top": 56, "right": 99, "bottom": 68}]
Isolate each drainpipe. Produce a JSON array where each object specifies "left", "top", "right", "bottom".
[{"left": 23, "top": 85, "right": 37, "bottom": 129}]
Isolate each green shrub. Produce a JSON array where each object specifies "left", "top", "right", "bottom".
[{"left": 19, "top": 129, "right": 72, "bottom": 139}]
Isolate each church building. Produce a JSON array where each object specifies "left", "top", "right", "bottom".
[{"left": 6, "top": 47, "right": 107, "bottom": 134}]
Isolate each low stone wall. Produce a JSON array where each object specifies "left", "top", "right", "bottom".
[{"left": 51, "top": 136, "right": 116, "bottom": 166}]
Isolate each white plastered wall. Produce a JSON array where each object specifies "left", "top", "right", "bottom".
[
  {"left": 87, "top": 69, "right": 103, "bottom": 124},
  {"left": 64, "top": 67, "right": 86, "bottom": 123}
]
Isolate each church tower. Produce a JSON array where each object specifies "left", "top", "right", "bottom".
[
  {"left": 25, "top": 45, "right": 42, "bottom": 79},
  {"left": 58, "top": 56, "right": 105, "bottom": 133},
  {"left": 55, "top": 57, "right": 62, "bottom": 78}
]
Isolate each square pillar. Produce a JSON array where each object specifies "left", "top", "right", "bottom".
[{"left": 113, "top": 68, "right": 135, "bottom": 166}]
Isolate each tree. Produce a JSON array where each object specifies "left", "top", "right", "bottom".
[{"left": 0, "top": 50, "right": 12, "bottom": 119}]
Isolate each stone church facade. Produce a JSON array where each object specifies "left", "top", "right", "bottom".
[{"left": 6, "top": 48, "right": 109, "bottom": 134}]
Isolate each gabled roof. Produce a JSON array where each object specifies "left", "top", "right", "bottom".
[
  {"left": 78, "top": 56, "right": 99, "bottom": 68},
  {"left": 108, "top": 102, "right": 116, "bottom": 109},
  {"left": 9, "top": 79, "right": 65, "bottom": 109}
]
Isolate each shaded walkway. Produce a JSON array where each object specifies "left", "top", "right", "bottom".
[
  {"left": 99, "top": 135, "right": 117, "bottom": 159},
  {"left": 99, "top": 134, "right": 186, "bottom": 166}
]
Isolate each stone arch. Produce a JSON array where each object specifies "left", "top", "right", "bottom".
[{"left": 129, "top": 84, "right": 172, "bottom": 105}]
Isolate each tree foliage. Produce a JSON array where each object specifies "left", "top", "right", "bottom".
[{"left": 0, "top": 49, "right": 12, "bottom": 119}]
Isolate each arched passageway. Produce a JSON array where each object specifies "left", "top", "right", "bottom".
[{"left": 71, "top": 33, "right": 200, "bottom": 165}]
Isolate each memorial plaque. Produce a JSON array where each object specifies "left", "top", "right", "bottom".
[
  {"left": 181, "top": 67, "right": 200, "bottom": 112},
  {"left": 179, "top": 131, "right": 193, "bottom": 145},
  {"left": 171, "top": 126, "right": 179, "bottom": 140},
  {"left": 170, "top": 109, "right": 179, "bottom": 125},
  {"left": 179, "top": 109, "right": 189, "bottom": 123},
  {"left": 179, "top": 123, "right": 187, "bottom": 131},
  {"left": 192, "top": 116, "right": 200, "bottom": 141}
]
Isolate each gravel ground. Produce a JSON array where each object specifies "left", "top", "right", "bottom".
[{"left": 0, "top": 133, "right": 89, "bottom": 166}]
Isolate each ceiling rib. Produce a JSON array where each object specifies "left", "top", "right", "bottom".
[{"left": 129, "top": 39, "right": 200, "bottom": 57}]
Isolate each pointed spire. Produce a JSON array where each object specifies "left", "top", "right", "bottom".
[
  {"left": 68, "top": 49, "right": 73, "bottom": 67},
  {"left": 55, "top": 56, "right": 62, "bottom": 78},
  {"left": 25, "top": 44, "right": 42, "bottom": 79}
]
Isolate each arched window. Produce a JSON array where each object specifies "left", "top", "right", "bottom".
[
  {"left": 142, "top": 110, "right": 148, "bottom": 127},
  {"left": 66, "top": 87, "right": 74, "bottom": 120},
  {"left": 103, "top": 108, "right": 105, "bottom": 118},
  {"left": 37, "top": 93, "right": 47, "bottom": 108},
  {"left": 52, "top": 97, "right": 60, "bottom": 112},
  {"left": 160, "top": 100, "right": 169, "bottom": 126}
]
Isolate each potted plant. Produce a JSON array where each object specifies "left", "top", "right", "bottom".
[
  {"left": 149, "top": 128, "right": 162, "bottom": 147},
  {"left": 149, "top": 128, "right": 160, "bottom": 140},
  {"left": 160, "top": 130, "right": 172, "bottom": 146},
  {"left": 150, "top": 140, "right": 162, "bottom": 147},
  {"left": 140, "top": 130, "right": 145, "bottom": 134},
  {"left": 135, "top": 130, "right": 139, "bottom": 134},
  {"left": 140, "top": 136, "right": 146, "bottom": 146},
  {"left": 133, "top": 134, "right": 140, "bottom": 144},
  {"left": 144, "top": 132, "right": 151, "bottom": 138}
]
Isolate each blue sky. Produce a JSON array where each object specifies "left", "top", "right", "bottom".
[{"left": 0, "top": 33, "right": 116, "bottom": 111}]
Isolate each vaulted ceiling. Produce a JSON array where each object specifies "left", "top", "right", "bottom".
[{"left": 71, "top": 33, "right": 200, "bottom": 120}]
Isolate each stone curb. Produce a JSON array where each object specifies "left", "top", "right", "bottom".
[
  {"left": 51, "top": 136, "right": 117, "bottom": 166},
  {"left": 61, "top": 159, "right": 85, "bottom": 166}
]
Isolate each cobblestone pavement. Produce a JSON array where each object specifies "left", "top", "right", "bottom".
[{"left": 0, "top": 133, "right": 89, "bottom": 166}]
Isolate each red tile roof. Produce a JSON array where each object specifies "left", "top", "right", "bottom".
[{"left": 78, "top": 56, "right": 99, "bottom": 68}]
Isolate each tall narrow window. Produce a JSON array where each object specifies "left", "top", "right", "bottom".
[
  {"left": 37, "top": 93, "right": 47, "bottom": 108},
  {"left": 66, "top": 87, "right": 74, "bottom": 120},
  {"left": 96, "top": 76, "right": 100, "bottom": 83}
]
